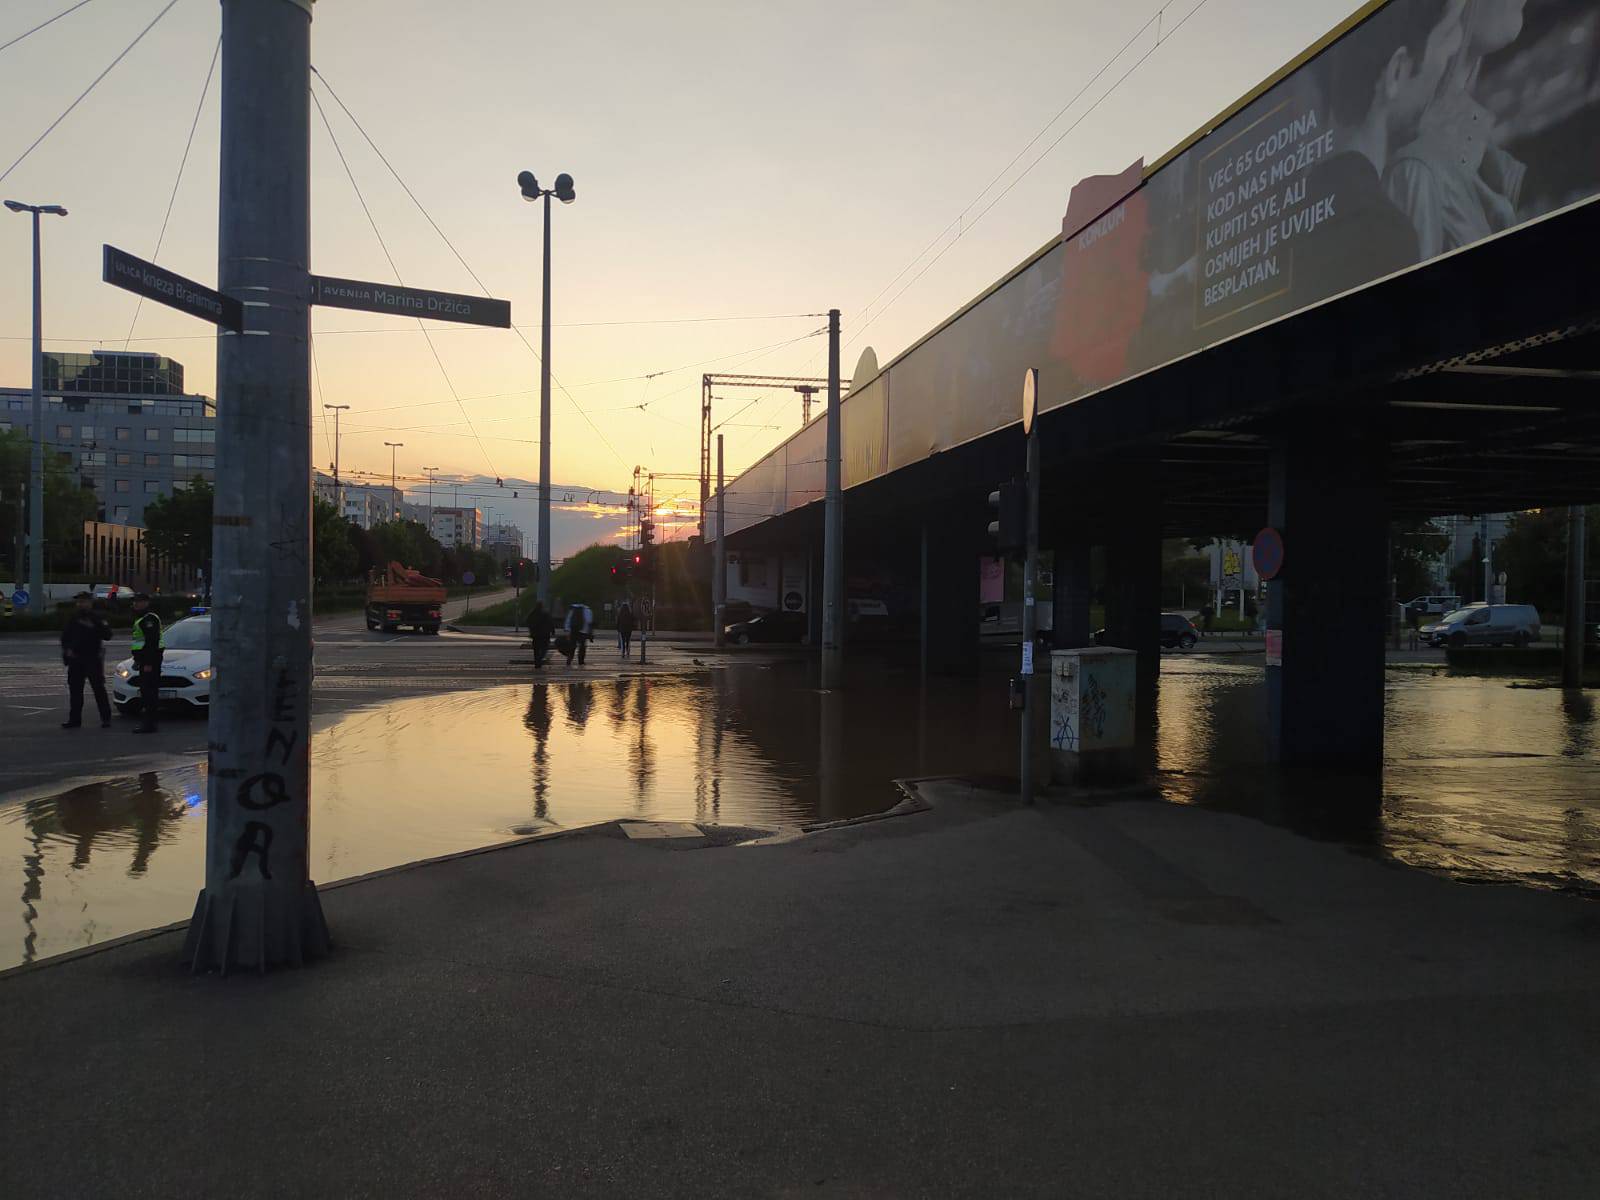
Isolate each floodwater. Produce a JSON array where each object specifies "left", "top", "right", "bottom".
[
  {"left": 3, "top": 657, "right": 1597, "bottom": 968},
  {"left": 1155, "top": 658, "right": 1600, "bottom": 892}
]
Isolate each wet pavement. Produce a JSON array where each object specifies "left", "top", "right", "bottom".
[{"left": 3, "top": 653, "right": 1596, "bottom": 969}]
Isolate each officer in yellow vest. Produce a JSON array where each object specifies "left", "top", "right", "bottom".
[{"left": 129, "top": 593, "right": 165, "bottom": 734}]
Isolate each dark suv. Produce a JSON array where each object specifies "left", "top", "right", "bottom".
[{"left": 1092, "top": 613, "right": 1199, "bottom": 650}]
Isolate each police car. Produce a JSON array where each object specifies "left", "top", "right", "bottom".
[{"left": 112, "top": 614, "right": 213, "bottom": 715}]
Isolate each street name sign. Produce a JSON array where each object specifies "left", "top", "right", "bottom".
[
  {"left": 102, "top": 245, "right": 244, "bottom": 333},
  {"left": 311, "top": 275, "right": 511, "bottom": 328}
]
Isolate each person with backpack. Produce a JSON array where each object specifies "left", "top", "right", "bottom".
[{"left": 564, "top": 601, "right": 591, "bottom": 666}]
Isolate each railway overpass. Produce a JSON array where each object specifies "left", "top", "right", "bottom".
[{"left": 720, "top": 0, "right": 1600, "bottom": 776}]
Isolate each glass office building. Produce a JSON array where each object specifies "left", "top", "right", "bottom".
[
  {"left": 42, "top": 351, "right": 185, "bottom": 396},
  {"left": 1, "top": 352, "right": 215, "bottom": 527}
]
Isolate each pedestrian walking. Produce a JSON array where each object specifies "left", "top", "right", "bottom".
[
  {"left": 528, "top": 601, "right": 553, "bottom": 668},
  {"left": 129, "top": 592, "right": 164, "bottom": 734},
  {"left": 564, "top": 601, "right": 591, "bottom": 666},
  {"left": 616, "top": 601, "right": 635, "bottom": 659},
  {"left": 60, "top": 592, "right": 113, "bottom": 729}
]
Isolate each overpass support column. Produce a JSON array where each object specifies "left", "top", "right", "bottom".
[
  {"left": 921, "top": 517, "right": 980, "bottom": 676},
  {"left": 804, "top": 542, "right": 823, "bottom": 647},
  {"left": 1103, "top": 485, "right": 1163, "bottom": 726},
  {"left": 1050, "top": 539, "right": 1092, "bottom": 650},
  {"left": 1266, "top": 423, "right": 1388, "bottom": 772}
]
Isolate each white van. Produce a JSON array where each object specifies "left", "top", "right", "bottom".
[
  {"left": 1405, "top": 594, "right": 1461, "bottom": 618},
  {"left": 1423, "top": 604, "right": 1541, "bottom": 648}
]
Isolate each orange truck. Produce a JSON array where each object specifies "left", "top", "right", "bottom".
[{"left": 365, "top": 561, "right": 446, "bottom": 634}]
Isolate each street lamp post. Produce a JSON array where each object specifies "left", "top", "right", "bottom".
[
  {"left": 5, "top": 199, "right": 68, "bottom": 612},
  {"left": 324, "top": 403, "right": 349, "bottom": 516},
  {"left": 384, "top": 441, "right": 403, "bottom": 522},
  {"left": 516, "top": 168, "right": 575, "bottom": 607}
]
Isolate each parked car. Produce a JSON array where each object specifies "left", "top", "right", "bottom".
[
  {"left": 724, "top": 611, "right": 805, "bottom": 645},
  {"left": 1091, "top": 613, "right": 1199, "bottom": 651},
  {"left": 1404, "top": 594, "right": 1461, "bottom": 619},
  {"left": 112, "top": 614, "right": 213, "bottom": 715},
  {"left": 1422, "top": 603, "right": 1541, "bottom": 648}
]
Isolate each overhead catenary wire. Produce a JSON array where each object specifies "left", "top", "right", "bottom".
[
  {"left": 124, "top": 34, "right": 221, "bottom": 349},
  {"left": 843, "top": 0, "right": 1212, "bottom": 354},
  {"left": 0, "top": 0, "right": 179, "bottom": 188},
  {"left": 843, "top": 1, "right": 1177, "bottom": 346},
  {"left": 0, "top": 0, "right": 99, "bottom": 56},
  {"left": 309, "top": 65, "right": 630, "bottom": 471},
  {"left": 310, "top": 83, "right": 501, "bottom": 480}
]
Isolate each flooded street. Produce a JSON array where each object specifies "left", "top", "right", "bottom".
[
  {"left": 4, "top": 656, "right": 1596, "bottom": 968},
  {"left": 1155, "top": 659, "right": 1600, "bottom": 891}
]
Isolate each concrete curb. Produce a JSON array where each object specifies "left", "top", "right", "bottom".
[{"left": 1, "top": 791, "right": 932, "bottom": 980}]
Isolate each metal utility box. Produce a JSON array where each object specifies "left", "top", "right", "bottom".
[{"left": 1049, "top": 647, "right": 1138, "bottom": 784}]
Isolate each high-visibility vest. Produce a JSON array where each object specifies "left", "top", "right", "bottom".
[{"left": 130, "top": 612, "right": 165, "bottom": 652}]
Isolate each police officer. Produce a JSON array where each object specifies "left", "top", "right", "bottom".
[
  {"left": 129, "top": 592, "right": 164, "bottom": 734},
  {"left": 60, "top": 591, "right": 113, "bottom": 729}
]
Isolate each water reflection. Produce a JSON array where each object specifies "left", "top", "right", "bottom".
[
  {"left": 1154, "top": 659, "right": 1600, "bottom": 892},
  {"left": 523, "top": 685, "right": 552, "bottom": 823},
  {"left": 5, "top": 659, "right": 1595, "bottom": 970},
  {"left": 7, "top": 768, "right": 205, "bottom": 966}
]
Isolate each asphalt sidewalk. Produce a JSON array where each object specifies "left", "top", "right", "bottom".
[{"left": 1, "top": 781, "right": 1595, "bottom": 1197}]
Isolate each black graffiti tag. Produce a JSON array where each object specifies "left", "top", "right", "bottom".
[
  {"left": 237, "top": 772, "right": 292, "bottom": 811},
  {"left": 265, "top": 726, "right": 297, "bottom": 767},
  {"left": 271, "top": 668, "right": 296, "bottom": 724},
  {"left": 228, "top": 822, "right": 273, "bottom": 879}
]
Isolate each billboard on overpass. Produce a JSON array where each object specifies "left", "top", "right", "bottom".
[
  {"left": 1052, "top": 0, "right": 1600, "bottom": 403},
  {"left": 724, "top": 0, "right": 1600, "bottom": 536}
]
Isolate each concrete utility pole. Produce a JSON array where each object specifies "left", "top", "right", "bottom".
[
  {"left": 184, "top": 0, "right": 327, "bottom": 973},
  {"left": 4, "top": 200, "right": 66, "bottom": 611},
  {"left": 423, "top": 465, "right": 438, "bottom": 535},
  {"left": 1564, "top": 505, "right": 1587, "bottom": 689},
  {"left": 324, "top": 402, "right": 348, "bottom": 514},
  {"left": 820, "top": 308, "right": 843, "bottom": 689},
  {"left": 384, "top": 440, "right": 403, "bottom": 521},
  {"left": 714, "top": 433, "right": 726, "bottom": 648}
]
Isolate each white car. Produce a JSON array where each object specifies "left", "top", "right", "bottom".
[{"left": 112, "top": 615, "right": 214, "bottom": 715}]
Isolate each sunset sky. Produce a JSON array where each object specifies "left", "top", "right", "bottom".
[{"left": 2, "top": 0, "right": 1355, "bottom": 554}]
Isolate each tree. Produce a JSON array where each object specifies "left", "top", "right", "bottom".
[
  {"left": 1494, "top": 506, "right": 1600, "bottom": 617},
  {"left": 312, "top": 497, "right": 357, "bottom": 588},
  {"left": 1161, "top": 538, "right": 1210, "bottom": 607},
  {"left": 142, "top": 477, "right": 214, "bottom": 573},
  {"left": 1390, "top": 517, "right": 1449, "bottom": 602},
  {"left": 1450, "top": 532, "right": 1485, "bottom": 603},
  {"left": 550, "top": 543, "right": 629, "bottom": 609},
  {"left": 368, "top": 519, "right": 443, "bottom": 578},
  {"left": 0, "top": 427, "right": 99, "bottom": 577}
]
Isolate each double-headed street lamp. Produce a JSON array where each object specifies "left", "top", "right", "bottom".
[
  {"left": 516, "top": 168, "right": 575, "bottom": 606},
  {"left": 6, "top": 199, "right": 68, "bottom": 613}
]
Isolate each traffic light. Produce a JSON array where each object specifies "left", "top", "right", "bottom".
[
  {"left": 639, "top": 520, "right": 654, "bottom": 548},
  {"left": 987, "top": 481, "right": 1026, "bottom": 557}
]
